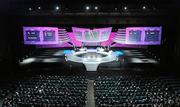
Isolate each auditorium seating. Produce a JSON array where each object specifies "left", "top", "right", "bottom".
[
  {"left": 2, "top": 75, "right": 180, "bottom": 107},
  {"left": 2, "top": 75, "right": 87, "bottom": 107},
  {"left": 94, "top": 76, "right": 180, "bottom": 107},
  {"left": 160, "top": 76, "right": 180, "bottom": 98},
  {"left": 0, "top": 88, "right": 10, "bottom": 99}
]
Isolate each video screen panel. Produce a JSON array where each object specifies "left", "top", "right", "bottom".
[
  {"left": 128, "top": 30, "right": 142, "bottom": 42},
  {"left": 26, "top": 30, "right": 40, "bottom": 41},
  {"left": 145, "top": 30, "right": 160, "bottom": 42},
  {"left": 101, "top": 31, "right": 111, "bottom": 40},
  {"left": 84, "top": 30, "right": 100, "bottom": 42},
  {"left": 43, "top": 31, "right": 55, "bottom": 41},
  {"left": 23, "top": 27, "right": 59, "bottom": 45},
  {"left": 73, "top": 31, "right": 83, "bottom": 41},
  {"left": 72, "top": 27, "right": 112, "bottom": 42},
  {"left": 99, "top": 27, "right": 112, "bottom": 41},
  {"left": 126, "top": 27, "right": 162, "bottom": 45},
  {"left": 72, "top": 27, "right": 90, "bottom": 42}
]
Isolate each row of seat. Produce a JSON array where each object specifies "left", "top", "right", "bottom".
[
  {"left": 0, "top": 89, "right": 10, "bottom": 99},
  {"left": 160, "top": 76, "right": 180, "bottom": 97},
  {"left": 2, "top": 75, "right": 180, "bottom": 107},
  {"left": 94, "top": 76, "right": 180, "bottom": 107},
  {"left": 2, "top": 75, "right": 87, "bottom": 107}
]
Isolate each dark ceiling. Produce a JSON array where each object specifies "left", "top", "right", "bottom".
[{"left": 0, "top": 0, "right": 180, "bottom": 16}]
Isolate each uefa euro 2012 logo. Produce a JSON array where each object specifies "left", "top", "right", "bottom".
[{"left": 84, "top": 30, "right": 99, "bottom": 41}]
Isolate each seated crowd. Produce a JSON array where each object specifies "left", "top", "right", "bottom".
[
  {"left": 94, "top": 76, "right": 180, "bottom": 107},
  {"left": 1, "top": 75, "right": 180, "bottom": 107},
  {"left": 0, "top": 88, "right": 10, "bottom": 100},
  {"left": 2, "top": 75, "right": 87, "bottom": 107}
]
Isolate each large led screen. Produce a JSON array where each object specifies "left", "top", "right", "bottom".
[
  {"left": 23, "top": 27, "right": 59, "bottom": 45},
  {"left": 72, "top": 27, "right": 112, "bottom": 42},
  {"left": 25, "top": 30, "right": 40, "bottom": 41},
  {"left": 126, "top": 27, "right": 162, "bottom": 45},
  {"left": 43, "top": 31, "right": 56, "bottom": 41}
]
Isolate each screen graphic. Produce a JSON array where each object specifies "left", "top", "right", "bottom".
[
  {"left": 23, "top": 27, "right": 59, "bottom": 45},
  {"left": 126, "top": 27, "right": 162, "bottom": 45},
  {"left": 43, "top": 31, "right": 55, "bottom": 41},
  {"left": 84, "top": 30, "right": 100, "bottom": 42},
  {"left": 145, "top": 30, "right": 160, "bottom": 42},
  {"left": 26, "top": 30, "right": 40, "bottom": 41},
  {"left": 128, "top": 30, "right": 142, "bottom": 42},
  {"left": 73, "top": 31, "right": 83, "bottom": 41},
  {"left": 72, "top": 27, "right": 112, "bottom": 42}
]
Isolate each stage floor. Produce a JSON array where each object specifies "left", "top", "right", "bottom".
[{"left": 20, "top": 49, "right": 159, "bottom": 72}]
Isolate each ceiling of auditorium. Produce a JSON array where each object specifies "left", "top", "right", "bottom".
[{"left": 0, "top": 0, "right": 180, "bottom": 16}]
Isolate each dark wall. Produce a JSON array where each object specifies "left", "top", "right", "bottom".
[
  {"left": 0, "top": 16, "right": 12, "bottom": 63},
  {"left": 175, "top": 17, "right": 180, "bottom": 68},
  {"left": 18, "top": 15, "right": 170, "bottom": 25},
  {"left": 0, "top": 15, "right": 24, "bottom": 76},
  {"left": 0, "top": 16, "right": 15, "bottom": 76},
  {"left": 0, "top": 17, "right": 4, "bottom": 58}
]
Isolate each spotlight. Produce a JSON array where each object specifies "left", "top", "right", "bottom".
[
  {"left": 142, "top": 6, "right": 146, "bottom": 10},
  {"left": 124, "top": 6, "right": 127, "bottom": 10},
  {"left": 38, "top": 6, "right": 41, "bottom": 10},
  {"left": 94, "top": 6, "right": 98, "bottom": 10},
  {"left": 86, "top": 6, "right": 90, "bottom": 10},
  {"left": 29, "top": 8, "right": 32, "bottom": 11},
  {"left": 115, "top": 7, "right": 117, "bottom": 11},
  {"left": 56, "top": 6, "right": 60, "bottom": 10}
]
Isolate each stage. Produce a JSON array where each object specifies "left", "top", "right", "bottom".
[{"left": 19, "top": 48, "right": 159, "bottom": 72}]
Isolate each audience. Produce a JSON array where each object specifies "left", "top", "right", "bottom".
[
  {"left": 2, "top": 75, "right": 87, "bottom": 107},
  {"left": 1, "top": 75, "right": 180, "bottom": 107},
  {"left": 94, "top": 76, "right": 180, "bottom": 107}
]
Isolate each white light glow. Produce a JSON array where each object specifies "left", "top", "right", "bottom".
[
  {"left": 29, "top": 8, "right": 32, "bottom": 11},
  {"left": 21, "top": 58, "right": 36, "bottom": 64},
  {"left": 124, "top": 6, "right": 127, "bottom": 10},
  {"left": 86, "top": 6, "right": 90, "bottom": 10},
  {"left": 56, "top": 6, "right": 60, "bottom": 10},
  {"left": 95, "top": 6, "right": 98, "bottom": 10},
  {"left": 43, "top": 58, "right": 58, "bottom": 63},
  {"left": 142, "top": 6, "right": 146, "bottom": 10}
]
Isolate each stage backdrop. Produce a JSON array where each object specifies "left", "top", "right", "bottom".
[{"left": 23, "top": 26, "right": 162, "bottom": 48}]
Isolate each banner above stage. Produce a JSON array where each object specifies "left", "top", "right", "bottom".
[{"left": 72, "top": 27, "right": 112, "bottom": 43}]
